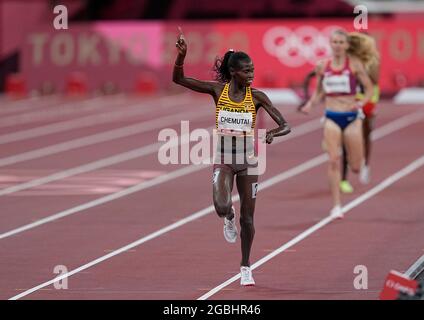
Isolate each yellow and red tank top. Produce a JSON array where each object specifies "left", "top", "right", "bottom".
[{"left": 215, "top": 83, "right": 256, "bottom": 135}]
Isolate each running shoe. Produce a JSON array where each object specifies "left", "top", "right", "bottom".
[
  {"left": 330, "top": 205, "right": 344, "bottom": 219},
  {"left": 359, "top": 165, "right": 370, "bottom": 184},
  {"left": 240, "top": 266, "right": 255, "bottom": 286},
  {"left": 223, "top": 206, "right": 237, "bottom": 243},
  {"left": 340, "top": 180, "right": 354, "bottom": 193}
]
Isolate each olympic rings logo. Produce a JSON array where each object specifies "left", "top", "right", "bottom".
[{"left": 263, "top": 25, "right": 342, "bottom": 67}]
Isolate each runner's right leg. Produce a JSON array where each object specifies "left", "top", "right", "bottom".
[{"left": 213, "top": 166, "right": 237, "bottom": 242}]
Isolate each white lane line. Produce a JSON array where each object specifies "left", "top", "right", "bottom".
[
  {"left": 6, "top": 112, "right": 422, "bottom": 300},
  {"left": 198, "top": 153, "right": 424, "bottom": 300},
  {"left": 0, "top": 95, "right": 117, "bottom": 128},
  {"left": 0, "top": 94, "right": 197, "bottom": 145},
  {"left": 405, "top": 254, "right": 424, "bottom": 279},
  {"left": 0, "top": 116, "right": 321, "bottom": 197},
  {"left": 0, "top": 93, "right": 192, "bottom": 128},
  {"left": 0, "top": 112, "right": 420, "bottom": 236},
  {"left": 7, "top": 156, "right": 326, "bottom": 300},
  {"left": 0, "top": 164, "right": 208, "bottom": 241},
  {"left": 0, "top": 105, "right": 304, "bottom": 195},
  {"left": 0, "top": 117, "right": 321, "bottom": 233},
  {"left": 0, "top": 108, "right": 210, "bottom": 168},
  {"left": 0, "top": 95, "right": 60, "bottom": 116},
  {"left": 0, "top": 144, "right": 164, "bottom": 196}
]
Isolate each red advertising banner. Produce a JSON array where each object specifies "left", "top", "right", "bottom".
[
  {"left": 380, "top": 270, "right": 418, "bottom": 300},
  {"left": 20, "top": 19, "right": 424, "bottom": 94}
]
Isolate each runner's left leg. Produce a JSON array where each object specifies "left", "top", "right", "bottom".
[{"left": 236, "top": 172, "right": 258, "bottom": 267}]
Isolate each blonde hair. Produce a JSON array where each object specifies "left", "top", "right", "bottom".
[
  {"left": 332, "top": 29, "right": 349, "bottom": 39},
  {"left": 347, "top": 32, "right": 380, "bottom": 74}
]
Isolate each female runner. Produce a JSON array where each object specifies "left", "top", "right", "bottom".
[
  {"left": 173, "top": 30, "right": 291, "bottom": 285},
  {"left": 300, "top": 29, "right": 373, "bottom": 218}
]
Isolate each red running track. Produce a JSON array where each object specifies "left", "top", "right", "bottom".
[{"left": 0, "top": 93, "right": 423, "bottom": 300}]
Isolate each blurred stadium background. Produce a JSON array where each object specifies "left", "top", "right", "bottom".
[{"left": 1, "top": 0, "right": 424, "bottom": 101}]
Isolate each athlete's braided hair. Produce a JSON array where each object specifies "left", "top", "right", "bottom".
[{"left": 213, "top": 50, "right": 252, "bottom": 83}]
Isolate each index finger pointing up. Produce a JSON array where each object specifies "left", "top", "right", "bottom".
[{"left": 177, "top": 26, "right": 185, "bottom": 40}]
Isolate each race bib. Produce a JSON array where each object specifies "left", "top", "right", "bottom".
[
  {"left": 323, "top": 74, "right": 351, "bottom": 94},
  {"left": 217, "top": 110, "right": 253, "bottom": 131}
]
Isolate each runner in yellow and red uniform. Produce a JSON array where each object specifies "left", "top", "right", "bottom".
[{"left": 173, "top": 29, "right": 291, "bottom": 286}]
